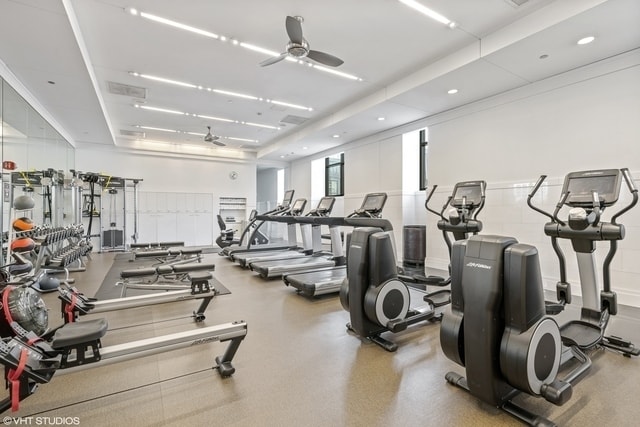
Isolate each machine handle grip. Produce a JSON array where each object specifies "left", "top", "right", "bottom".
[
  {"left": 529, "top": 175, "right": 547, "bottom": 198},
  {"left": 527, "top": 175, "right": 556, "bottom": 223},
  {"left": 425, "top": 185, "right": 445, "bottom": 219},
  {"left": 612, "top": 168, "right": 638, "bottom": 225}
]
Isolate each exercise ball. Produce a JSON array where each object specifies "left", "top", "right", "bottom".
[
  {"left": 12, "top": 217, "right": 34, "bottom": 232},
  {"left": 35, "top": 274, "right": 60, "bottom": 292},
  {"left": 0, "top": 286, "right": 48, "bottom": 337},
  {"left": 14, "top": 194, "right": 35, "bottom": 210},
  {"left": 11, "top": 237, "right": 35, "bottom": 253}
]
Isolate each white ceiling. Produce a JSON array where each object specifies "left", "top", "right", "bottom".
[{"left": 0, "top": 0, "right": 638, "bottom": 164}]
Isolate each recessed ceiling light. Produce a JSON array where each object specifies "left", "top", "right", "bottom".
[
  {"left": 303, "top": 146, "right": 308, "bottom": 150},
  {"left": 577, "top": 36, "right": 595, "bottom": 45},
  {"left": 135, "top": 73, "right": 197, "bottom": 88},
  {"left": 313, "top": 65, "right": 361, "bottom": 81},
  {"left": 377, "top": 117, "right": 385, "bottom": 121},
  {"left": 128, "top": 7, "right": 138, "bottom": 16},
  {"left": 332, "top": 134, "right": 340, "bottom": 138},
  {"left": 447, "top": 89, "right": 458, "bottom": 94},
  {"left": 196, "top": 114, "right": 235, "bottom": 123}
]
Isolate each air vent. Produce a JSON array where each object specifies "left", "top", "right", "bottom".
[
  {"left": 120, "top": 129, "right": 145, "bottom": 138},
  {"left": 504, "top": 0, "right": 529, "bottom": 6},
  {"left": 107, "top": 81, "right": 147, "bottom": 98},
  {"left": 280, "top": 115, "right": 309, "bottom": 125}
]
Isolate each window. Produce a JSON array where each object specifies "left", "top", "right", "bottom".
[
  {"left": 419, "top": 129, "right": 428, "bottom": 190},
  {"left": 325, "top": 153, "right": 344, "bottom": 196}
]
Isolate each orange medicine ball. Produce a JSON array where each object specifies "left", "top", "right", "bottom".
[
  {"left": 12, "top": 217, "right": 34, "bottom": 232},
  {"left": 10, "top": 237, "right": 35, "bottom": 253}
]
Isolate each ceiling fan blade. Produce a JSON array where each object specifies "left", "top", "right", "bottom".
[
  {"left": 213, "top": 140, "right": 226, "bottom": 147},
  {"left": 286, "top": 16, "right": 304, "bottom": 44},
  {"left": 307, "top": 50, "right": 344, "bottom": 67},
  {"left": 260, "top": 52, "right": 288, "bottom": 67}
]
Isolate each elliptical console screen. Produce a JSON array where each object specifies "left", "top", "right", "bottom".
[
  {"left": 282, "top": 190, "right": 295, "bottom": 207},
  {"left": 563, "top": 169, "right": 621, "bottom": 207},
  {"left": 451, "top": 181, "right": 484, "bottom": 207},
  {"left": 361, "top": 193, "right": 388, "bottom": 212}
]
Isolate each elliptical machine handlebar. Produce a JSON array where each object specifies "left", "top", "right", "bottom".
[
  {"left": 424, "top": 185, "right": 447, "bottom": 220},
  {"left": 612, "top": 168, "right": 638, "bottom": 225},
  {"left": 472, "top": 182, "right": 487, "bottom": 221}
]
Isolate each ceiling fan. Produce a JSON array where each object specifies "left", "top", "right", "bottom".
[
  {"left": 204, "top": 126, "right": 225, "bottom": 146},
  {"left": 260, "top": 16, "right": 344, "bottom": 67}
]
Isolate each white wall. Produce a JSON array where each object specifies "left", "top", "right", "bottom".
[
  {"left": 426, "top": 52, "right": 640, "bottom": 306},
  {"left": 75, "top": 146, "right": 257, "bottom": 246}
]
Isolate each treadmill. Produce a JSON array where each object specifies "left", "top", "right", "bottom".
[
  {"left": 233, "top": 198, "right": 309, "bottom": 267},
  {"left": 221, "top": 189, "right": 296, "bottom": 259},
  {"left": 276, "top": 193, "right": 389, "bottom": 291}
]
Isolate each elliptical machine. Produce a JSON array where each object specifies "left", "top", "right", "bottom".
[
  {"left": 527, "top": 168, "right": 639, "bottom": 356},
  {"left": 440, "top": 168, "right": 638, "bottom": 426},
  {"left": 400, "top": 180, "right": 485, "bottom": 288}
]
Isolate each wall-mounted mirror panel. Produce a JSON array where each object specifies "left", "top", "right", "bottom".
[{"left": 1, "top": 76, "right": 76, "bottom": 265}]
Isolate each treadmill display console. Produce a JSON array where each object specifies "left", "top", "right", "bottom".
[
  {"left": 563, "top": 169, "right": 621, "bottom": 207},
  {"left": 361, "top": 193, "right": 388, "bottom": 213},
  {"left": 318, "top": 197, "right": 335, "bottom": 212},
  {"left": 282, "top": 190, "right": 295, "bottom": 208},
  {"left": 291, "top": 199, "right": 307, "bottom": 213},
  {"left": 451, "top": 181, "right": 484, "bottom": 208}
]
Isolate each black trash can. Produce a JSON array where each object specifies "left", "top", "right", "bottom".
[{"left": 403, "top": 225, "right": 426, "bottom": 267}]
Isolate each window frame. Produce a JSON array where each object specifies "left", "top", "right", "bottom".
[
  {"left": 419, "top": 130, "right": 428, "bottom": 190},
  {"left": 325, "top": 153, "right": 344, "bottom": 197}
]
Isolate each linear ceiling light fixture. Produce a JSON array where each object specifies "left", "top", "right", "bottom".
[
  {"left": 397, "top": 0, "right": 456, "bottom": 28},
  {"left": 130, "top": 72, "right": 313, "bottom": 111},
  {"left": 134, "top": 104, "right": 280, "bottom": 130},
  {"left": 134, "top": 104, "right": 185, "bottom": 115},
  {"left": 136, "top": 127, "right": 259, "bottom": 143},
  {"left": 128, "top": 8, "right": 363, "bottom": 81}
]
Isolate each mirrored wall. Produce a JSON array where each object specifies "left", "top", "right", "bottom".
[{"left": 1, "top": 76, "right": 75, "bottom": 263}]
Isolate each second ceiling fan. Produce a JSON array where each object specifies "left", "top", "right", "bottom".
[{"left": 260, "top": 16, "right": 344, "bottom": 68}]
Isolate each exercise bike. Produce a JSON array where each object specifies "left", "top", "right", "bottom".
[{"left": 441, "top": 168, "right": 638, "bottom": 426}]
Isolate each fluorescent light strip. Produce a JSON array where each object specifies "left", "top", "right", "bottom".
[
  {"left": 225, "top": 137, "right": 259, "bottom": 143},
  {"left": 239, "top": 42, "right": 281, "bottom": 57},
  {"left": 397, "top": 0, "right": 452, "bottom": 25},
  {"left": 269, "top": 100, "right": 312, "bottom": 111},
  {"left": 138, "top": 125, "right": 177, "bottom": 133},
  {"left": 245, "top": 122, "right": 280, "bottom": 130},
  {"left": 139, "top": 12, "right": 219, "bottom": 39},
  {"left": 136, "top": 104, "right": 185, "bottom": 115},
  {"left": 196, "top": 114, "right": 235, "bottom": 123},
  {"left": 135, "top": 73, "right": 197, "bottom": 88},
  {"left": 140, "top": 105, "right": 266, "bottom": 129},
  {"left": 186, "top": 131, "right": 206, "bottom": 136},
  {"left": 213, "top": 89, "right": 258, "bottom": 100},
  {"left": 313, "top": 65, "right": 361, "bottom": 81},
  {"left": 132, "top": 10, "right": 363, "bottom": 82},
  {"left": 131, "top": 72, "right": 313, "bottom": 110}
]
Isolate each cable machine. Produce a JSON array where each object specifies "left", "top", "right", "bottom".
[{"left": 79, "top": 172, "right": 141, "bottom": 252}]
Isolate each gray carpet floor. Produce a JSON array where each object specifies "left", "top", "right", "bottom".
[{"left": 5, "top": 251, "right": 640, "bottom": 426}]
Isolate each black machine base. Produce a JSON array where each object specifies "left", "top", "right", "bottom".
[{"left": 445, "top": 371, "right": 558, "bottom": 427}]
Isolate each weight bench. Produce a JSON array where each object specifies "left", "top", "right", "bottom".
[
  {"left": 118, "top": 262, "right": 216, "bottom": 297},
  {"left": 129, "top": 247, "right": 202, "bottom": 265},
  {"left": 130, "top": 241, "right": 185, "bottom": 250}
]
